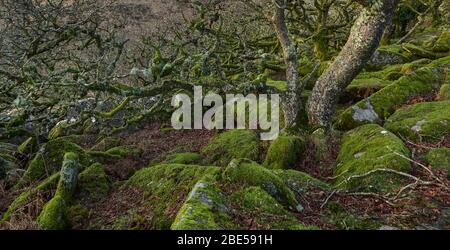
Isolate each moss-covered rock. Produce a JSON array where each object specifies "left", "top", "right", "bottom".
[
  {"left": 171, "top": 171, "right": 233, "bottom": 230},
  {"left": 402, "top": 43, "right": 439, "bottom": 59},
  {"left": 120, "top": 164, "right": 220, "bottom": 229},
  {"left": 202, "top": 130, "right": 260, "bottom": 167},
  {"left": 433, "top": 31, "right": 450, "bottom": 52},
  {"left": 2, "top": 173, "right": 60, "bottom": 221},
  {"left": 264, "top": 136, "right": 305, "bottom": 170},
  {"left": 37, "top": 195, "right": 67, "bottom": 230},
  {"left": 18, "top": 138, "right": 93, "bottom": 187},
  {"left": 385, "top": 101, "right": 450, "bottom": 142},
  {"left": 164, "top": 152, "right": 203, "bottom": 165},
  {"left": 222, "top": 159, "right": 302, "bottom": 212},
  {"left": 426, "top": 148, "right": 450, "bottom": 177},
  {"left": 438, "top": 84, "right": 450, "bottom": 100},
  {"left": 357, "top": 64, "right": 404, "bottom": 81},
  {"left": 334, "top": 124, "right": 411, "bottom": 192},
  {"left": 274, "top": 170, "right": 331, "bottom": 195},
  {"left": 229, "top": 187, "right": 318, "bottom": 230},
  {"left": 401, "top": 59, "right": 433, "bottom": 74},
  {"left": 367, "top": 45, "right": 410, "bottom": 68},
  {"left": 55, "top": 153, "right": 79, "bottom": 202},
  {"left": 78, "top": 163, "right": 110, "bottom": 199},
  {"left": 90, "top": 137, "right": 121, "bottom": 151},
  {"left": 344, "top": 78, "right": 392, "bottom": 102},
  {"left": 106, "top": 145, "right": 142, "bottom": 159},
  {"left": 336, "top": 66, "right": 447, "bottom": 130}
]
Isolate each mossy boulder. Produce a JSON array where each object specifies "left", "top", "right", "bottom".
[
  {"left": 164, "top": 152, "right": 204, "bottom": 165},
  {"left": 385, "top": 101, "right": 450, "bottom": 142},
  {"left": 18, "top": 138, "right": 93, "bottom": 187},
  {"left": 357, "top": 64, "right": 404, "bottom": 81},
  {"left": 438, "top": 84, "right": 450, "bottom": 100},
  {"left": 77, "top": 163, "right": 110, "bottom": 199},
  {"left": 119, "top": 164, "right": 220, "bottom": 229},
  {"left": 401, "top": 59, "right": 433, "bottom": 74},
  {"left": 334, "top": 124, "right": 411, "bottom": 192},
  {"left": 402, "top": 43, "right": 438, "bottom": 59},
  {"left": 37, "top": 195, "right": 67, "bottom": 230},
  {"left": 426, "top": 148, "right": 450, "bottom": 177},
  {"left": 171, "top": 171, "right": 233, "bottom": 230},
  {"left": 367, "top": 45, "right": 410, "bottom": 68},
  {"left": 264, "top": 136, "right": 305, "bottom": 170},
  {"left": 343, "top": 78, "right": 392, "bottom": 102},
  {"left": 229, "top": 187, "right": 318, "bottom": 230},
  {"left": 274, "top": 170, "right": 331, "bottom": 195},
  {"left": 172, "top": 172, "right": 318, "bottom": 230},
  {"left": 202, "top": 130, "right": 260, "bottom": 167},
  {"left": 55, "top": 153, "right": 79, "bottom": 202},
  {"left": 433, "top": 31, "right": 450, "bottom": 52},
  {"left": 222, "top": 159, "right": 302, "bottom": 212},
  {"left": 336, "top": 66, "right": 447, "bottom": 130}
]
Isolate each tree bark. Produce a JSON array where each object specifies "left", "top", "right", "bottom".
[
  {"left": 307, "top": 0, "right": 399, "bottom": 129},
  {"left": 272, "top": 0, "right": 300, "bottom": 128}
]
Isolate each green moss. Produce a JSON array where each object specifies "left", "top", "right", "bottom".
[
  {"left": 266, "top": 78, "right": 287, "bottom": 92},
  {"left": 18, "top": 137, "right": 35, "bottom": 154},
  {"left": 106, "top": 145, "right": 142, "bottom": 159},
  {"left": 120, "top": 164, "right": 220, "bottom": 229},
  {"left": 385, "top": 101, "right": 450, "bottom": 142},
  {"left": 3, "top": 173, "right": 60, "bottom": 221},
  {"left": 274, "top": 169, "right": 331, "bottom": 195},
  {"left": 222, "top": 159, "right": 302, "bottom": 211},
  {"left": 401, "top": 59, "right": 433, "bottom": 74},
  {"left": 37, "top": 195, "right": 67, "bottom": 230},
  {"left": 202, "top": 130, "right": 260, "bottom": 167},
  {"left": 402, "top": 43, "right": 438, "bottom": 59},
  {"left": 164, "top": 152, "right": 203, "bottom": 165},
  {"left": 336, "top": 67, "right": 447, "bottom": 130},
  {"left": 55, "top": 153, "right": 79, "bottom": 202},
  {"left": 438, "top": 84, "right": 450, "bottom": 100},
  {"left": 230, "top": 187, "right": 318, "bottom": 230},
  {"left": 426, "top": 148, "right": 450, "bottom": 177},
  {"left": 78, "top": 163, "right": 110, "bottom": 199},
  {"left": 90, "top": 137, "right": 121, "bottom": 151},
  {"left": 433, "top": 31, "right": 450, "bottom": 52},
  {"left": 18, "top": 138, "right": 93, "bottom": 187},
  {"left": 66, "top": 204, "right": 89, "bottom": 228},
  {"left": 344, "top": 78, "right": 392, "bottom": 102},
  {"left": 334, "top": 124, "right": 411, "bottom": 192},
  {"left": 171, "top": 171, "right": 234, "bottom": 230},
  {"left": 264, "top": 136, "right": 305, "bottom": 170},
  {"left": 357, "top": 64, "right": 404, "bottom": 81}
]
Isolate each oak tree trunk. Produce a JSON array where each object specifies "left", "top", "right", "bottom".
[
  {"left": 272, "top": 0, "right": 301, "bottom": 128},
  {"left": 307, "top": 0, "right": 399, "bottom": 129}
]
